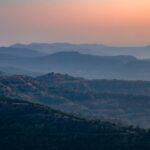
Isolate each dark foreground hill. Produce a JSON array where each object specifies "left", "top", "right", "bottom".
[
  {"left": 0, "top": 97, "right": 150, "bottom": 150},
  {"left": 0, "top": 73, "right": 150, "bottom": 128}
]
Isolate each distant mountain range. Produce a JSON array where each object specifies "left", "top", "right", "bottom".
[
  {"left": 1, "top": 47, "right": 150, "bottom": 80},
  {"left": 0, "top": 73, "right": 150, "bottom": 128},
  {"left": 11, "top": 42, "right": 150, "bottom": 58}
]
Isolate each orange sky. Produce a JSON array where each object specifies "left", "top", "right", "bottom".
[{"left": 0, "top": 0, "right": 150, "bottom": 46}]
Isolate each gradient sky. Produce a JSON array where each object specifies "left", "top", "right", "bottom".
[{"left": 0, "top": 0, "right": 150, "bottom": 46}]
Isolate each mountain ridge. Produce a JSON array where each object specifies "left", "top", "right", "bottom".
[
  {"left": 0, "top": 51, "right": 150, "bottom": 80},
  {"left": 0, "top": 96, "right": 149, "bottom": 150},
  {"left": 11, "top": 42, "right": 150, "bottom": 58},
  {"left": 0, "top": 73, "right": 150, "bottom": 128}
]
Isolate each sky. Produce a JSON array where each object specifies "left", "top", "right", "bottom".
[{"left": 0, "top": 0, "right": 150, "bottom": 46}]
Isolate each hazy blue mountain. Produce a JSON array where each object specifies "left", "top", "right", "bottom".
[
  {"left": 1, "top": 51, "right": 150, "bottom": 80},
  {"left": 0, "top": 53, "right": 32, "bottom": 68},
  {"left": 11, "top": 43, "right": 150, "bottom": 58},
  {"left": 0, "top": 47, "right": 45, "bottom": 57},
  {"left": 0, "top": 97, "right": 149, "bottom": 150},
  {"left": 11, "top": 43, "right": 107, "bottom": 55},
  {"left": 0, "top": 73, "right": 150, "bottom": 128}
]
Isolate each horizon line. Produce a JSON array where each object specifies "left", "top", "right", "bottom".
[{"left": 1, "top": 42, "right": 150, "bottom": 48}]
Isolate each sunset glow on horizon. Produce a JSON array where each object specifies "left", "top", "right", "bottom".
[{"left": 0, "top": 0, "right": 150, "bottom": 46}]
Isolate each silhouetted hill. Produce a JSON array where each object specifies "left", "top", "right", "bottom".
[
  {"left": 2, "top": 48, "right": 150, "bottom": 80},
  {"left": 0, "top": 73, "right": 150, "bottom": 127},
  {"left": 0, "top": 97, "right": 149, "bottom": 150},
  {"left": 29, "top": 52, "right": 150, "bottom": 80}
]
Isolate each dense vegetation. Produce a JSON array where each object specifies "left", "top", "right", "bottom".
[
  {"left": 0, "top": 73, "right": 150, "bottom": 128},
  {"left": 0, "top": 97, "right": 150, "bottom": 150}
]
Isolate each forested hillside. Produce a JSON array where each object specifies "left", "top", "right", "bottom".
[
  {"left": 0, "top": 73, "right": 150, "bottom": 127},
  {"left": 0, "top": 97, "right": 150, "bottom": 150}
]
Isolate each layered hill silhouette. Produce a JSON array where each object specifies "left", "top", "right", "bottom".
[
  {"left": 0, "top": 73, "right": 150, "bottom": 128},
  {"left": 12, "top": 43, "right": 150, "bottom": 58},
  {"left": 0, "top": 97, "right": 150, "bottom": 150},
  {"left": 1, "top": 48, "right": 150, "bottom": 80}
]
